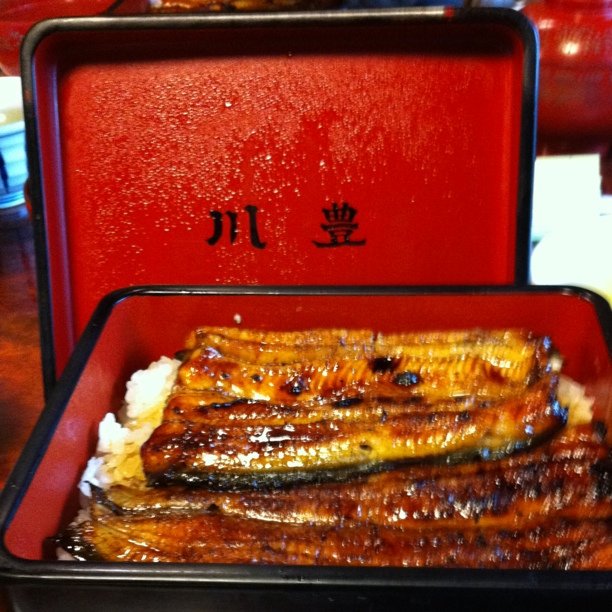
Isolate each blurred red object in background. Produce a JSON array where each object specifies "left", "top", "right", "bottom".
[
  {"left": 0, "top": 0, "right": 150, "bottom": 76},
  {"left": 523, "top": 0, "right": 612, "bottom": 193}
]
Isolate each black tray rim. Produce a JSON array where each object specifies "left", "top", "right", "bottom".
[{"left": 0, "top": 283, "right": 610, "bottom": 590}]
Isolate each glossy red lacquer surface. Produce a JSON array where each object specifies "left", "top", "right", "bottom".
[
  {"left": 523, "top": 0, "right": 612, "bottom": 152},
  {"left": 23, "top": 13, "right": 534, "bottom": 379},
  {"left": 3, "top": 289, "right": 611, "bottom": 561}
]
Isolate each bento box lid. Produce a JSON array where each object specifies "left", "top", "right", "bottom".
[{"left": 21, "top": 7, "right": 538, "bottom": 389}]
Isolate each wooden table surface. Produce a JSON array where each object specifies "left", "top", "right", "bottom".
[
  {"left": 0, "top": 212, "right": 43, "bottom": 489},
  {"left": 0, "top": 210, "right": 44, "bottom": 610}
]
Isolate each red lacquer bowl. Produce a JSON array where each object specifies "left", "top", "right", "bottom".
[
  {"left": 523, "top": 0, "right": 612, "bottom": 153},
  {"left": 0, "top": 0, "right": 149, "bottom": 75}
]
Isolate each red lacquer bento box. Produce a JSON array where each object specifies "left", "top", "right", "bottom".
[{"left": 1, "top": 7, "right": 612, "bottom": 611}]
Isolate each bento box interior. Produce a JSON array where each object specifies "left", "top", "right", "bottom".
[
  {"left": 23, "top": 11, "right": 535, "bottom": 382},
  {"left": 3, "top": 289, "right": 611, "bottom": 561}
]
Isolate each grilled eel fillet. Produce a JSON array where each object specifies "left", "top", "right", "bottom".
[
  {"left": 142, "top": 377, "right": 566, "bottom": 488},
  {"left": 61, "top": 425, "right": 612, "bottom": 567},
  {"left": 99, "top": 425, "right": 612, "bottom": 530},
  {"left": 60, "top": 514, "right": 612, "bottom": 568},
  {"left": 177, "top": 328, "right": 557, "bottom": 403},
  {"left": 141, "top": 328, "right": 563, "bottom": 488}
]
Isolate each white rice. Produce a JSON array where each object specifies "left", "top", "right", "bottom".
[
  {"left": 558, "top": 374, "right": 595, "bottom": 427},
  {"left": 78, "top": 356, "right": 181, "bottom": 497}
]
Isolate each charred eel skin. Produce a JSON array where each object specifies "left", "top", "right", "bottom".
[
  {"left": 142, "top": 328, "right": 563, "bottom": 488},
  {"left": 141, "top": 377, "right": 566, "bottom": 489},
  {"left": 61, "top": 510, "right": 612, "bottom": 568},
  {"left": 60, "top": 422, "right": 612, "bottom": 566},
  {"left": 101, "top": 425, "right": 612, "bottom": 530}
]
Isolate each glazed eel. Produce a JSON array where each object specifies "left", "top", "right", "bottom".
[
  {"left": 99, "top": 424, "right": 612, "bottom": 530},
  {"left": 141, "top": 377, "right": 566, "bottom": 489},
  {"left": 177, "top": 328, "right": 556, "bottom": 404},
  {"left": 59, "top": 327, "right": 612, "bottom": 568},
  {"left": 61, "top": 425, "right": 612, "bottom": 567},
  {"left": 141, "top": 328, "right": 563, "bottom": 488}
]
